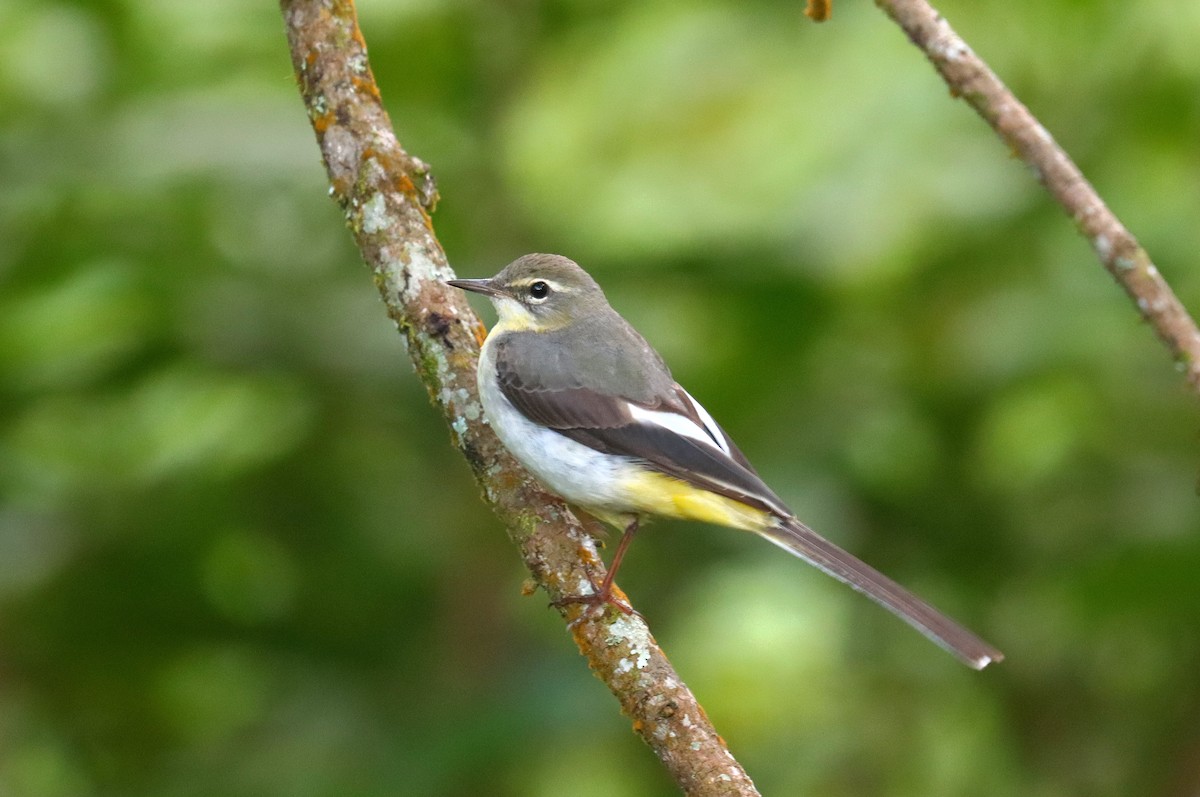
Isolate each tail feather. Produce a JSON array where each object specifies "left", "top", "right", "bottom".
[{"left": 761, "top": 518, "right": 1003, "bottom": 670}]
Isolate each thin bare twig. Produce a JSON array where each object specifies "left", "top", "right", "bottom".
[
  {"left": 805, "top": 0, "right": 833, "bottom": 22},
  {"left": 874, "top": 0, "right": 1200, "bottom": 393},
  {"left": 277, "top": 1, "right": 759, "bottom": 793}
]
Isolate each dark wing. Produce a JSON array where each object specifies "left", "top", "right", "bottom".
[{"left": 494, "top": 346, "right": 790, "bottom": 518}]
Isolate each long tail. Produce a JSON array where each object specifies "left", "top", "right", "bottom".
[{"left": 760, "top": 518, "right": 1003, "bottom": 670}]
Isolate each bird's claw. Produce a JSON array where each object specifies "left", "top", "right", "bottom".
[{"left": 550, "top": 587, "right": 643, "bottom": 623}]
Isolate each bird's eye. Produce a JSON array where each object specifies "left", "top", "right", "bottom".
[{"left": 529, "top": 281, "right": 550, "bottom": 300}]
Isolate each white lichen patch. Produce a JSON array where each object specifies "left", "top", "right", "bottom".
[
  {"left": 1092, "top": 234, "right": 1112, "bottom": 262},
  {"left": 361, "top": 192, "right": 390, "bottom": 234},
  {"left": 398, "top": 242, "right": 455, "bottom": 306},
  {"left": 439, "top": 385, "right": 483, "bottom": 426},
  {"left": 606, "top": 614, "right": 651, "bottom": 670},
  {"left": 310, "top": 92, "right": 328, "bottom": 117},
  {"left": 929, "top": 30, "right": 970, "bottom": 63}
]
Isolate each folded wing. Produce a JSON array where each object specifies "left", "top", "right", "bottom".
[{"left": 496, "top": 352, "right": 791, "bottom": 517}]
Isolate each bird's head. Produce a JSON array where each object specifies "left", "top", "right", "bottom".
[{"left": 447, "top": 253, "right": 607, "bottom": 332}]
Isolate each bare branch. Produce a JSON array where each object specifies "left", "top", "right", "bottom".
[
  {"left": 873, "top": 0, "right": 1200, "bottom": 393},
  {"left": 277, "top": 1, "right": 759, "bottom": 793},
  {"left": 805, "top": 0, "right": 833, "bottom": 22}
]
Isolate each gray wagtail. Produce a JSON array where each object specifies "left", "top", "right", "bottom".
[{"left": 448, "top": 253, "right": 1002, "bottom": 669}]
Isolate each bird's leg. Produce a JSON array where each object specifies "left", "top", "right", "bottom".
[
  {"left": 596, "top": 517, "right": 637, "bottom": 605},
  {"left": 552, "top": 517, "right": 641, "bottom": 618}
]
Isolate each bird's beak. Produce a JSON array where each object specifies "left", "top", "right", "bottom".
[{"left": 446, "top": 278, "right": 504, "bottom": 298}]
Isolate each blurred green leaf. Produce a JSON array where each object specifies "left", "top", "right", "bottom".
[
  {"left": 153, "top": 645, "right": 272, "bottom": 744},
  {"left": 201, "top": 530, "right": 299, "bottom": 625},
  {"left": 3, "top": 365, "right": 312, "bottom": 502},
  {"left": 0, "top": 262, "right": 153, "bottom": 392}
]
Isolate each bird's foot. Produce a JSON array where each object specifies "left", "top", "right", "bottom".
[{"left": 550, "top": 579, "right": 642, "bottom": 622}]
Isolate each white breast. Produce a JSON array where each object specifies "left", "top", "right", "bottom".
[{"left": 478, "top": 336, "right": 640, "bottom": 514}]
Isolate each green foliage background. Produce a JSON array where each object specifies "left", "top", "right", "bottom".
[{"left": 2, "top": 0, "right": 1199, "bottom": 795}]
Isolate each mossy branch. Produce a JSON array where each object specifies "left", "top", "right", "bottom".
[
  {"left": 873, "top": 0, "right": 1200, "bottom": 393},
  {"left": 277, "top": 1, "right": 759, "bottom": 794}
]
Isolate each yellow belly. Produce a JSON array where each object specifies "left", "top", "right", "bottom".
[{"left": 616, "top": 470, "right": 774, "bottom": 533}]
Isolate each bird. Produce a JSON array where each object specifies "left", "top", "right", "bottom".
[{"left": 447, "top": 253, "right": 1003, "bottom": 669}]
